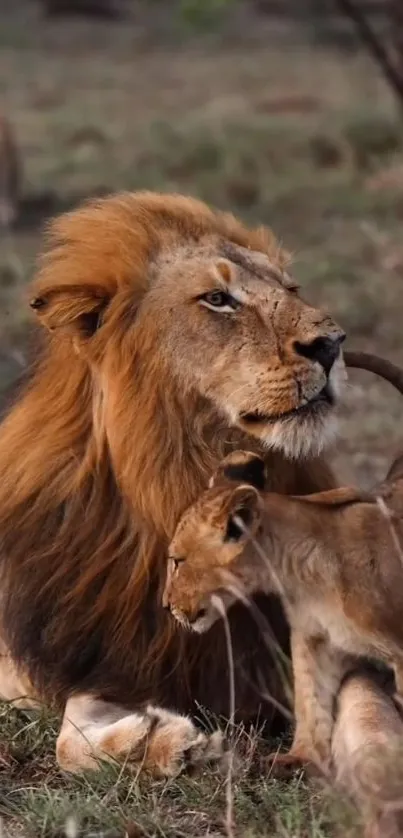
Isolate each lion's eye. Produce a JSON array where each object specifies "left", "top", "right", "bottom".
[
  {"left": 198, "top": 290, "right": 240, "bottom": 312},
  {"left": 282, "top": 274, "right": 300, "bottom": 294}
]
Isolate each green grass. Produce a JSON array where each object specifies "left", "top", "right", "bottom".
[
  {"left": 2, "top": 2, "right": 403, "bottom": 834},
  {"left": 0, "top": 702, "right": 360, "bottom": 838}
]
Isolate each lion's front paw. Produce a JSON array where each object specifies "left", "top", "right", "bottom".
[
  {"left": 143, "top": 706, "right": 225, "bottom": 777},
  {"left": 56, "top": 699, "right": 225, "bottom": 776}
]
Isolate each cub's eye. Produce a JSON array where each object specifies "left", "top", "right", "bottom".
[
  {"left": 169, "top": 557, "right": 184, "bottom": 571},
  {"left": 198, "top": 290, "right": 240, "bottom": 312}
]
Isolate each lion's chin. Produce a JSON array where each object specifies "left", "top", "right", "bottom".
[
  {"left": 237, "top": 408, "right": 337, "bottom": 460},
  {"left": 261, "top": 408, "right": 338, "bottom": 460},
  {"left": 238, "top": 387, "right": 337, "bottom": 459}
]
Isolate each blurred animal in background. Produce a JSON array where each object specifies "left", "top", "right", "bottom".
[{"left": 0, "top": 114, "right": 22, "bottom": 231}]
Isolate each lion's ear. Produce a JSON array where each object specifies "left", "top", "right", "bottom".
[{"left": 29, "top": 284, "right": 110, "bottom": 338}]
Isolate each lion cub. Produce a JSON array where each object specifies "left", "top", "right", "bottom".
[{"left": 163, "top": 450, "right": 403, "bottom": 768}]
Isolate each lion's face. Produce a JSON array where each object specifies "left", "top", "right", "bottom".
[
  {"left": 145, "top": 242, "right": 346, "bottom": 459},
  {"left": 162, "top": 481, "right": 262, "bottom": 633},
  {"left": 31, "top": 193, "right": 346, "bottom": 464}
]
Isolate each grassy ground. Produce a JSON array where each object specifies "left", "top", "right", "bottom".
[
  {"left": 0, "top": 702, "right": 362, "bottom": 838},
  {"left": 1, "top": 2, "right": 403, "bottom": 835}
]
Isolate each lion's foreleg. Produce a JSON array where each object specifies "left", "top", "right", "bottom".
[
  {"left": 0, "top": 637, "right": 39, "bottom": 709},
  {"left": 56, "top": 694, "right": 224, "bottom": 776}
]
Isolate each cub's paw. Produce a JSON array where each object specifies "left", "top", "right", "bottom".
[
  {"left": 267, "top": 746, "right": 328, "bottom": 779},
  {"left": 143, "top": 706, "right": 225, "bottom": 778}
]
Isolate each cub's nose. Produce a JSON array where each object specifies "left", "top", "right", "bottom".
[{"left": 294, "top": 333, "right": 346, "bottom": 376}]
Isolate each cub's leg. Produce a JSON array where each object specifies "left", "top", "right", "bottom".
[
  {"left": 270, "top": 630, "right": 349, "bottom": 773},
  {"left": 56, "top": 694, "right": 224, "bottom": 777},
  {"left": 332, "top": 672, "right": 403, "bottom": 834}
]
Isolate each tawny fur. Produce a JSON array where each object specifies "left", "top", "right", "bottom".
[{"left": 165, "top": 448, "right": 403, "bottom": 769}]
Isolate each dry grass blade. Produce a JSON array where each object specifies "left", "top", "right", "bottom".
[{"left": 211, "top": 594, "right": 236, "bottom": 838}]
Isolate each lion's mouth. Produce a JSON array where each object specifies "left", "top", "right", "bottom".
[{"left": 240, "top": 384, "right": 334, "bottom": 426}]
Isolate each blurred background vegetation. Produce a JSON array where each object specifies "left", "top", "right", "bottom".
[{"left": 1, "top": 0, "right": 403, "bottom": 485}]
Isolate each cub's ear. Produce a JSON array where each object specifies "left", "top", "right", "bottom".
[
  {"left": 221, "top": 451, "right": 266, "bottom": 491},
  {"left": 29, "top": 284, "right": 110, "bottom": 338},
  {"left": 224, "top": 484, "right": 261, "bottom": 543},
  {"left": 209, "top": 451, "right": 267, "bottom": 490}
]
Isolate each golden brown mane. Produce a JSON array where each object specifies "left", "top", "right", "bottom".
[{"left": 0, "top": 191, "right": 330, "bottom": 714}]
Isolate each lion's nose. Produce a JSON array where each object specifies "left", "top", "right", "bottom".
[{"left": 293, "top": 333, "right": 346, "bottom": 376}]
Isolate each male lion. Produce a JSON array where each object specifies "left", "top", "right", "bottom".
[
  {"left": 164, "top": 448, "right": 403, "bottom": 773},
  {"left": 0, "top": 190, "right": 400, "bottom": 777}
]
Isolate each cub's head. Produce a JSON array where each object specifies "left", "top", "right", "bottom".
[
  {"left": 29, "top": 192, "right": 346, "bottom": 463},
  {"left": 163, "top": 481, "right": 263, "bottom": 632},
  {"left": 163, "top": 450, "right": 267, "bottom": 632}
]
